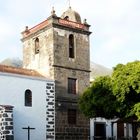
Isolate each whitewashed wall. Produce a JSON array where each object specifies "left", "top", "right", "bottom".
[{"left": 0, "top": 72, "right": 54, "bottom": 140}]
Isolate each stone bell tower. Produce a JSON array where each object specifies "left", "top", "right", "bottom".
[{"left": 21, "top": 6, "right": 91, "bottom": 140}]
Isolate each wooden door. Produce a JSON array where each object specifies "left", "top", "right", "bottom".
[
  {"left": 94, "top": 122, "right": 106, "bottom": 140},
  {"left": 117, "top": 123, "right": 124, "bottom": 139}
]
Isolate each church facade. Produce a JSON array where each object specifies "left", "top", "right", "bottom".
[
  {"left": 0, "top": 6, "right": 91, "bottom": 140},
  {"left": 0, "top": 65, "right": 55, "bottom": 140}
]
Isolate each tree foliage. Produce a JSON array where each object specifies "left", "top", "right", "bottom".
[
  {"left": 79, "top": 76, "right": 120, "bottom": 119},
  {"left": 79, "top": 61, "right": 140, "bottom": 120},
  {"left": 112, "top": 61, "right": 140, "bottom": 119}
]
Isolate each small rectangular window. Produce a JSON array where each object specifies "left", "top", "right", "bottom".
[
  {"left": 68, "top": 78, "right": 77, "bottom": 94},
  {"left": 68, "top": 109, "right": 76, "bottom": 124}
]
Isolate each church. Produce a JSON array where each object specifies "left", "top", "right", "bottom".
[{"left": 0, "top": 6, "right": 91, "bottom": 140}]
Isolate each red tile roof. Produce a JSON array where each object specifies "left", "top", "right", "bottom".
[
  {"left": 58, "top": 19, "right": 86, "bottom": 30},
  {"left": 21, "top": 17, "right": 88, "bottom": 38},
  {"left": 0, "top": 65, "right": 45, "bottom": 78},
  {"left": 22, "top": 19, "right": 49, "bottom": 38}
]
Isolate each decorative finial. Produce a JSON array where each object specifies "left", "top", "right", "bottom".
[
  {"left": 25, "top": 26, "right": 28, "bottom": 31},
  {"left": 51, "top": 6, "right": 56, "bottom": 15},
  {"left": 83, "top": 19, "right": 87, "bottom": 24},
  {"left": 24, "top": 26, "right": 30, "bottom": 34}
]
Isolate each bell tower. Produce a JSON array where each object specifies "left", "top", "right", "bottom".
[{"left": 21, "top": 7, "right": 91, "bottom": 140}]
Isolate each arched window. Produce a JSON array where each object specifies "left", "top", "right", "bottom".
[
  {"left": 69, "top": 34, "right": 74, "bottom": 58},
  {"left": 35, "top": 38, "right": 40, "bottom": 54},
  {"left": 25, "top": 89, "right": 32, "bottom": 107}
]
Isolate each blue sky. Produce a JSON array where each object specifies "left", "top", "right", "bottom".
[{"left": 0, "top": 0, "right": 139, "bottom": 68}]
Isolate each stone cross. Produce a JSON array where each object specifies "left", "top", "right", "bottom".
[{"left": 22, "top": 126, "right": 35, "bottom": 140}]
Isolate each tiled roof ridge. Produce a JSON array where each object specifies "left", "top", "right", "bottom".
[{"left": 0, "top": 64, "right": 45, "bottom": 78}]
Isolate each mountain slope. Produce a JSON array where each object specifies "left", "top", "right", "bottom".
[
  {"left": 0, "top": 58, "right": 112, "bottom": 79},
  {"left": 0, "top": 57, "right": 22, "bottom": 68},
  {"left": 90, "top": 62, "right": 112, "bottom": 80}
]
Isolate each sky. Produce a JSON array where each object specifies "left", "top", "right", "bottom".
[{"left": 0, "top": 0, "right": 139, "bottom": 68}]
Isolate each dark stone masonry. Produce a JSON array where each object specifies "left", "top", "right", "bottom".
[
  {"left": 46, "top": 82, "right": 55, "bottom": 140},
  {"left": 0, "top": 105, "right": 14, "bottom": 140}
]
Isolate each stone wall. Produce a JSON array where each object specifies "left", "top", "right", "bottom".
[
  {"left": 54, "top": 67, "right": 90, "bottom": 97},
  {"left": 53, "top": 28, "right": 90, "bottom": 71},
  {"left": 46, "top": 82, "right": 55, "bottom": 140},
  {"left": 55, "top": 109, "right": 89, "bottom": 140},
  {"left": 0, "top": 105, "right": 14, "bottom": 140},
  {"left": 53, "top": 21, "right": 90, "bottom": 140},
  {"left": 22, "top": 28, "right": 54, "bottom": 78}
]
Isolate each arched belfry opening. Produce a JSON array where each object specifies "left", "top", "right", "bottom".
[{"left": 69, "top": 34, "right": 74, "bottom": 58}]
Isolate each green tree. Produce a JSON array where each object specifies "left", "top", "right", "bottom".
[
  {"left": 79, "top": 61, "right": 140, "bottom": 120},
  {"left": 112, "top": 61, "right": 140, "bottom": 120},
  {"left": 79, "top": 76, "right": 120, "bottom": 119}
]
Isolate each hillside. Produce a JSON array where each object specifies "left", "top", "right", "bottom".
[
  {"left": 90, "top": 62, "right": 112, "bottom": 80},
  {"left": 0, "top": 58, "right": 22, "bottom": 68},
  {"left": 0, "top": 58, "right": 112, "bottom": 79}
]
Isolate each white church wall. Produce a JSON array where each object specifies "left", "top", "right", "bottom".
[
  {"left": 0, "top": 72, "right": 54, "bottom": 140},
  {"left": 113, "top": 123, "right": 117, "bottom": 138},
  {"left": 127, "top": 124, "right": 133, "bottom": 138},
  {"left": 124, "top": 123, "right": 133, "bottom": 138}
]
